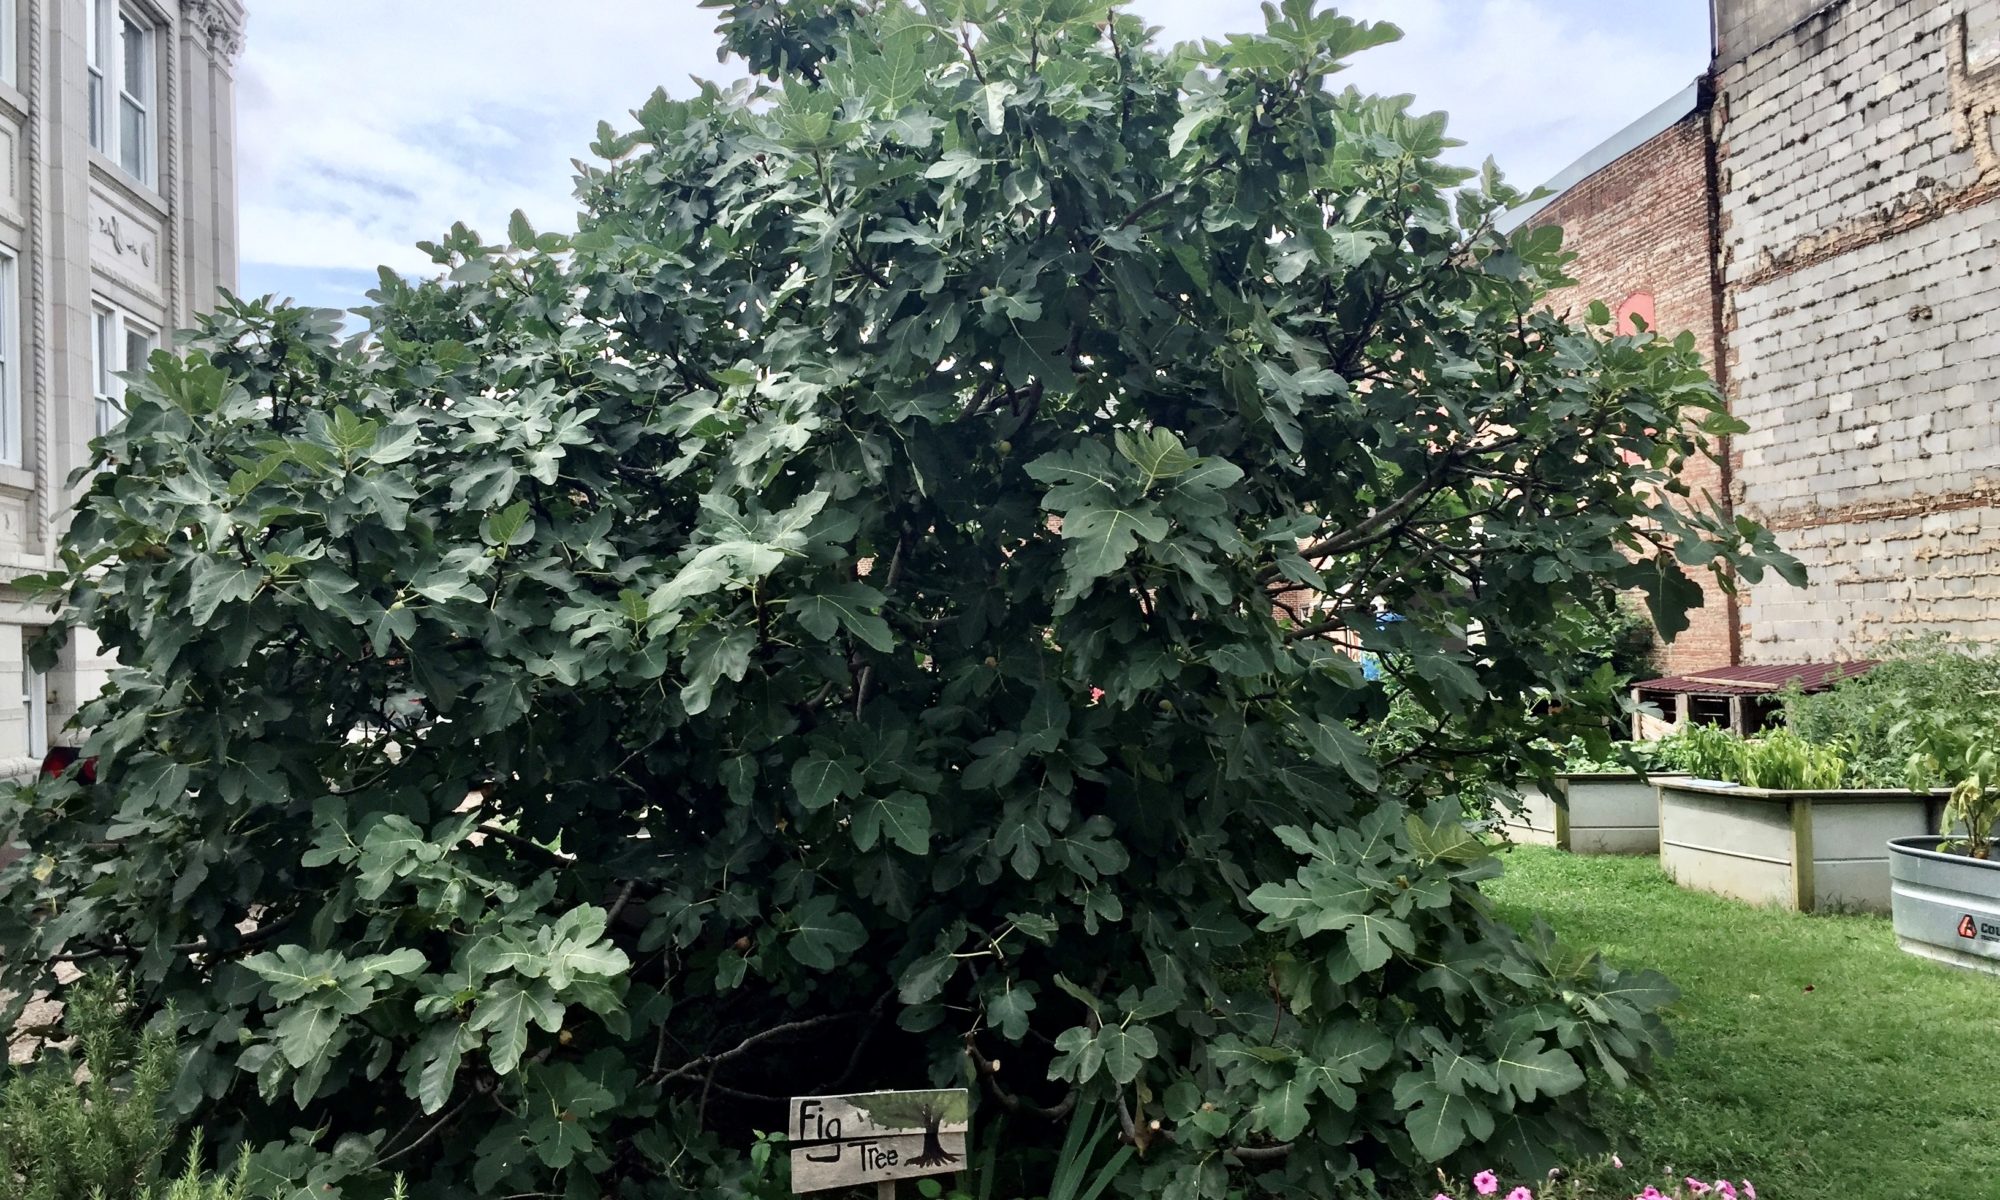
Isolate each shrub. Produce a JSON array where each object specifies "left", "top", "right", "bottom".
[
  {"left": 1556, "top": 596, "right": 1660, "bottom": 696},
  {"left": 0, "top": 975, "right": 250, "bottom": 1200},
  {"left": 0, "top": 2, "right": 1796, "bottom": 1196}
]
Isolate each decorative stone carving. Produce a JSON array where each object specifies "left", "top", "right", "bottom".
[
  {"left": 96, "top": 213, "right": 154, "bottom": 270},
  {"left": 180, "top": 0, "right": 246, "bottom": 61}
]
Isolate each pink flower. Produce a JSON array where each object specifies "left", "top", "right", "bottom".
[
  {"left": 1636, "top": 1189, "right": 1664, "bottom": 1200},
  {"left": 1433, "top": 1195, "right": 1453, "bottom": 1200},
  {"left": 1686, "top": 1180, "right": 1711, "bottom": 1196},
  {"left": 1743, "top": 1184, "right": 1756, "bottom": 1200},
  {"left": 1473, "top": 1172, "right": 1499, "bottom": 1197},
  {"left": 1504, "top": 1189, "right": 1533, "bottom": 1200},
  {"left": 1612, "top": 1155, "right": 1625, "bottom": 1169},
  {"left": 1715, "top": 1183, "right": 1738, "bottom": 1200},
  {"left": 1089, "top": 687, "right": 1105, "bottom": 702}
]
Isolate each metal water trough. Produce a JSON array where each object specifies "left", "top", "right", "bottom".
[{"left": 1889, "top": 837, "right": 2000, "bottom": 976}]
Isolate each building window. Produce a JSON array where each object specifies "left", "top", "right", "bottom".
[
  {"left": 3, "top": 625, "right": 45, "bottom": 763},
  {"left": 87, "top": 0, "right": 153, "bottom": 186},
  {"left": 0, "top": 250, "right": 16, "bottom": 466},
  {"left": 20, "top": 634, "right": 43, "bottom": 761},
  {"left": 0, "top": 0, "right": 16, "bottom": 89},
  {"left": 93, "top": 304, "right": 155, "bottom": 436}
]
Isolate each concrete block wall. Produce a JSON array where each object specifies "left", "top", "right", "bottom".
[
  {"left": 1715, "top": 0, "right": 1838, "bottom": 68},
  {"left": 1530, "top": 113, "right": 1739, "bottom": 674},
  {"left": 1716, "top": 0, "right": 2000, "bottom": 660}
]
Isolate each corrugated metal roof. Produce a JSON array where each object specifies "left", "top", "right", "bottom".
[{"left": 1632, "top": 661, "right": 1877, "bottom": 696}]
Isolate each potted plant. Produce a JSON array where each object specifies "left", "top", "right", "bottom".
[{"left": 1889, "top": 714, "right": 2000, "bottom": 974}]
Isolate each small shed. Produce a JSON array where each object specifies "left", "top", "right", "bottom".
[{"left": 1631, "top": 661, "right": 1875, "bottom": 739}]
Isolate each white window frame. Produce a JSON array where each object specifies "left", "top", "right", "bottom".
[
  {"left": 87, "top": 0, "right": 154, "bottom": 187},
  {"left": 0, "top": 250, "right": 17, "bottom": 466},
  {"left": 0, "top": 0, "right": 17, "bottom": 89},
  {"left": 20, "top": 635, "right": 43, "bottom": 761},
  {"left": 93, "top": 302, "right": 155, "bottom": 437}
]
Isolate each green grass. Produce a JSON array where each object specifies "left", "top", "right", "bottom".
[{"left": 1486, "top": 847, "right": 2000, "bottom": 1200}]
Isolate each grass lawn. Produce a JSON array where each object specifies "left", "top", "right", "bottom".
[{"left": 1486, "top": 847, "right": 2000, "bottom": 1200}]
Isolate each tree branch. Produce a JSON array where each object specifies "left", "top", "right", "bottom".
[
  {"left": 963, "top": 1035, "right": 1077, "bottom": 1120},
  {"left": 653, "top": 1012, "right": 858, "bottom": 1085}
]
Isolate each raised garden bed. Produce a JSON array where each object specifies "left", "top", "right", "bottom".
[
  {"left": 1504, "top": 773, "right": 1683, "bottom": 855},
  {"left": 1658, "top": 779, "right": 1945, "bottom": 913},
  {"left": 1889, "top": 837, "right": 2000, "bottom": 976}
]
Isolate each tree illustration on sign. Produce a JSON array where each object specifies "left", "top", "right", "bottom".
[{"left": 850, "top": 1090, "right": 967, "bottom": 1169}]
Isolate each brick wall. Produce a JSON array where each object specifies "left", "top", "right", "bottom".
[
  {"left": 1716, "top": 0, "right": 2000, "bottom": 659},
  {"left": 1529, "top": 111, "right": 1740, "bottom": 675}
]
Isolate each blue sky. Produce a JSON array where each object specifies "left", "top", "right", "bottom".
[{"left": 237, "top": 1, "right": 1712, "bottom": 315}]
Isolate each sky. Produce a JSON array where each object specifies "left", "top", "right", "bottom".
[{"left": 236, "top": 1, "right": 1714, "bottom": 315}]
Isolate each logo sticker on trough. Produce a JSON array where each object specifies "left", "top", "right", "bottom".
[{"left": 1956, "top": 914, "right": 2000, "bottom": 943}]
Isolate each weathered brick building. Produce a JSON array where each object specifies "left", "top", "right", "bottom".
[
  {"left": 1519, "top": 0, "right": 2000, "bottom": 666},
  {"left": 1509, "top": 84, "right": 1736, "bottom": 675}
]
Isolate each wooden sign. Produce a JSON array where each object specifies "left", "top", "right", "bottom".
[{"left": 788, "top": 1089, "right": 969, "bottom": 1194}]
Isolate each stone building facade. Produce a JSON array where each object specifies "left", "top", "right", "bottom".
[
  {"left": 0, "top": 0, "right": 243, "bottom": 776},
  {"left": 1523, "top": 0, "right": 2000, "bottom": 666}
]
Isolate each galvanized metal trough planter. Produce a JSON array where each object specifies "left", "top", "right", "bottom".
[
  {"left": 1658, "top": 779, "right": 1945, "bottom": 914},
  {"left": 1503, "top": 773, "right": 1683, "bottom": 855},
  {"left": 1889, "top": 838, "right": 2000, "bottom": 976}
]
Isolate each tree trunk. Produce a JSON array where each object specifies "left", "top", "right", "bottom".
[{"left": 913, "top": 1115, "right": 957, "bottom": 1168}]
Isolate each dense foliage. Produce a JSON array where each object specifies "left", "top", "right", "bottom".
[
  {"left": 1907, "top": 721, "right": 2000, "bottom": 857},
  {"left": 1535, "top": 737, "right": 1647, "bottom": 776},
  {"left": 1556, "top": 596, "right": 1659, "bottom": 715},
  {"left": 0, "top": 2, "right": 1797, "bottom": 1197},
  {"left": 1782, "top": 639, "right": 2000, "bottom": 787}
]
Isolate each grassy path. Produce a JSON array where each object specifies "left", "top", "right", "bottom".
[{"left": 1486, "top": 847, "right": 2000, "bottom": 1200}]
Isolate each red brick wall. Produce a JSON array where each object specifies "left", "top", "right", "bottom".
[{"left": 1528, "top": 111, "right": 1738, "bottom": 676}]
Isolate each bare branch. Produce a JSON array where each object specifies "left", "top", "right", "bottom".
[{"left": 654, "top": 1012, "right": 858, "bottom": 1085}]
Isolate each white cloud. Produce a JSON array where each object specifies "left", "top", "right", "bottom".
[{"left": 238, "top": 1, "right": 1708, "bottom": 296}]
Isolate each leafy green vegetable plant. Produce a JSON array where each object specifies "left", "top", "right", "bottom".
[
  {"left": 1649, "top": 725, "right": 1744, "bottom": 782},
  {"left": 1730, "top": 729, "right": 1845, "bottom": 791},
  {"left": 0, "top": 2, "right": 1796, "bottom": 1196},
  {"left": 1901, "top": 711, "right": 2000, "bottom": 858},
  {"left": 1647, "top": 727, "right": 1844, "bottom": 790}
]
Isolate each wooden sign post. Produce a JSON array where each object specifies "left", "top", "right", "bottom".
[{"left": 788, "top": 1089, "right": 969, "bottom": 1196}]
